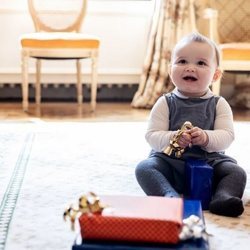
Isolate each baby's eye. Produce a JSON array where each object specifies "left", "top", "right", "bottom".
[
  {"left": 197, "top": 61, "right": 207, "bottom": 66},
  {"left": 177, "top": 59, "right": 187, "bottom": 64}
]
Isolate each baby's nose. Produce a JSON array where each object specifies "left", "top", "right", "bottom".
[{"left": 185, "top": 65, "right": 196, "bottom": 72}]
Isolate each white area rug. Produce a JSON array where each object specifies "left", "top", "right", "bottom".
[{"left": 0, "top": 121, "right": 249, "bottom": 250}]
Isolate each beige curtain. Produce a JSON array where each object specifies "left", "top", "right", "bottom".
[{"left": 131, "top": 0, "right": 197, "bottom": 109}]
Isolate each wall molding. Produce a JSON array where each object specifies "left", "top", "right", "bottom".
[{"left": 0, "top": 69, "right": 141, "bottom": 84}]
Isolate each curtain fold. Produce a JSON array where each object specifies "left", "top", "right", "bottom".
[{"left": 131, "top": 0, "right": 197, "bottom": 109}]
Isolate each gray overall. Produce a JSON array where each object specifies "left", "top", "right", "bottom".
[{"left": 135, "top": 93, "right": 246, "bottom": 203}]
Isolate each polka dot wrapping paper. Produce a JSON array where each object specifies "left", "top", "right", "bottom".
[{"left": 79, "top": 195, "right": 183, "bottom": 244}]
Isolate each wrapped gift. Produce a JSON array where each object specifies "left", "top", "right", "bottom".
[
  {"left": 78, "top": 195, "right": 183, "bottom": 244},
  {"left": 72, "top": 200, "right": 209, "bottom": 250},
  {"left": 185, "top": 159, "right": 213, "bottom": 210}
]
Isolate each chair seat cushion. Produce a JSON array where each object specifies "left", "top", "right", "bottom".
[
  {"left": 220, "top": 43, "right": 250, "bottom": 60},
  {"left": 20, "top": 32, "right": 100, "bottom": 49}
]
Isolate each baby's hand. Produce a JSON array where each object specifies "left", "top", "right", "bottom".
[
  {"left": 177, "top": 132, "right": 192, "bottom": 149},
  {"left": 189, "top": 127, "right": 208, "bottom": 147}
]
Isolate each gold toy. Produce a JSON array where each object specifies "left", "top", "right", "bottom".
[
  {"left": 164, "top": 121, "right": 193, "bottom": 158},
  {"left": 63, "top": 192, "right": 106, "bottom": 230}
]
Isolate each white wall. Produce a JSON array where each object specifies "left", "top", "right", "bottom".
[{"left": 0, "top": 0, "right": 155, "bottom": 84}]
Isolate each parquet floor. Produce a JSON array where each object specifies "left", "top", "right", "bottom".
[
  {"left": 0, "top": 102, "right": 249, "bottom": 122},
  {"left": 0, "top": 102, "right": 150, "bottom": 122}
]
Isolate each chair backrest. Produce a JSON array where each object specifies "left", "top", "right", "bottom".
[
  {"left": 28, "top": 0, "right": 87, "bottom": 32},
  {"left": 208, "top": 0, "right": 250, "bottom": 43}
]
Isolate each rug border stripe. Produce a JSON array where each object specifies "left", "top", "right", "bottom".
[{"left": 0, "top": 133, "right": 35, "bottom": 250}]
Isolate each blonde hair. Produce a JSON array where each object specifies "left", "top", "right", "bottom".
[{"left": 172, "top": 32, "right": 221, "bottom": 67}]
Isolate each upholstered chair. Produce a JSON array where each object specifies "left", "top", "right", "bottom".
[
  {"left": 203, "top": 0, "right": 250, "bottom": 95},
  {"left": 20, "top": 0, "right": 100, "bottom": 111}
]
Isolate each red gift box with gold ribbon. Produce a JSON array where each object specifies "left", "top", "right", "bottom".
[{"left": 78, "top": 195, "right": 183, "bottom": 244}]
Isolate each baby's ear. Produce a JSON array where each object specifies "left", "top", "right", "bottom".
[{"left": 212, "top": 68, "right": 222, "bottom": 82}]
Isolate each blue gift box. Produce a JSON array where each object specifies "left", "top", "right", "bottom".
[
  {"left": 72, "top": 200, "right": 209, "bottom": 250},
  {"left": 185, "top": 159, "right": 213, "bottom": 210}
]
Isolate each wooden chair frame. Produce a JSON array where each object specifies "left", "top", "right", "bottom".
[{"left": 21, "top": 0, "right": 99, "bottom": 111}]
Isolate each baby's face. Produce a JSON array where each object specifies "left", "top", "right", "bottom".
[{"left": 169, "top": 41, "right": 220, "bottom": 97}]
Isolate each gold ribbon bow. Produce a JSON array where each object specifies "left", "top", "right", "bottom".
[
  {"left": 63, "top": 192, "right": 106, "bottom": 230},
  {"left": 164, "top": 121, "right": 193, "bottom": 158}
]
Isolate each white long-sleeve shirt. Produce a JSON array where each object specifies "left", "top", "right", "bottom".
[{"left": 145, "top": 88, "right": 235, "bottom": 153}]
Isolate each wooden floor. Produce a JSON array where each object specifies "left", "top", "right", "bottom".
[
  {"left": 0, "top": 102, "right": 249, "bottom": 122},
  {"left": 0, "top": 102, "right": 150, "bottom": 122}
]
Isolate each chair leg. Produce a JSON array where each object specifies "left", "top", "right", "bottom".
[
  {"left": 91, "top": 56, "right": 98, "bottom": 111},
  {"left": 36, "top": 59, "right": 41, "bottom": 105},
  {"left": 211, "top": 78, "right": 221, "bottom": 96},
  {"left": 21, "top": 50, "right": 29, "bottom": 111},
  {"left": 76, "top": 59, "right": 83, "bottom": 104}
]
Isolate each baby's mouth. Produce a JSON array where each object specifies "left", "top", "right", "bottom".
[{"left": 183, "top": 76, "right": 197, "bottom": 81}]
